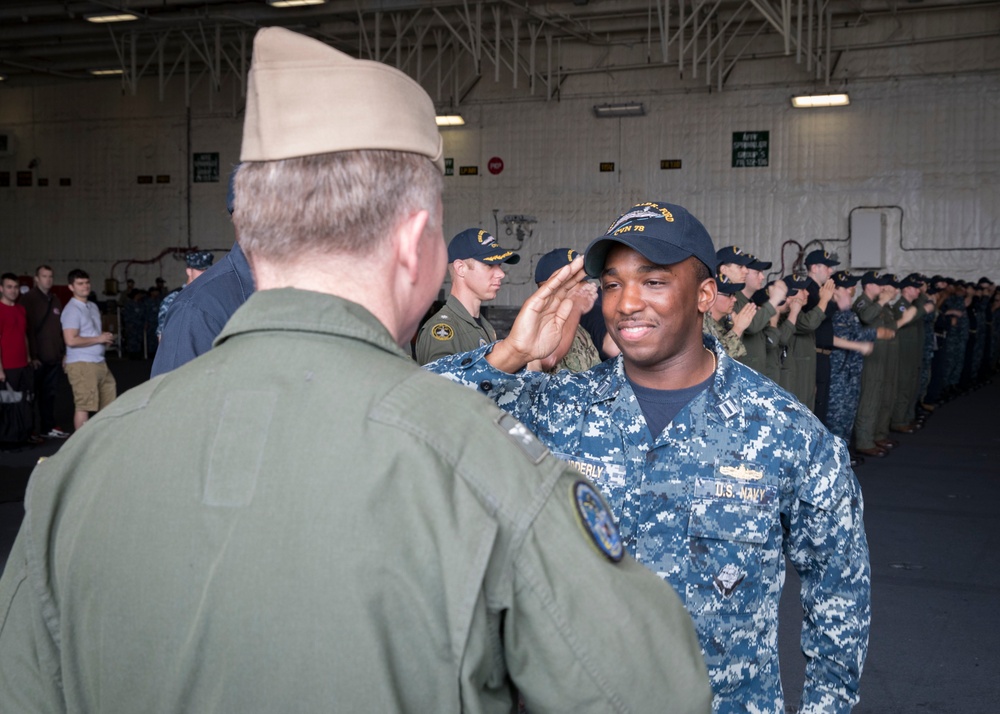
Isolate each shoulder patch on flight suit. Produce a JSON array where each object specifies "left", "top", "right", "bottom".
[
  {"left": 496, "top": 412, "right": 548, "bottom": 464},
  {"left": 571, "top": 480, "right": 624, "bottom": 563},
  {"left": 431, "top": 323, "right": 454, "bottom": 341}
]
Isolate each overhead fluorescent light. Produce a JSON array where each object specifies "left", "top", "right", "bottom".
[
  {"left": 85, "top": 12, "right": 138, "bottom": 23},
  {"left": 435, "top": 114, "right": 465, "bottom": 127},
  {"left": 593, "top": 102, "right": 645, "bottom": 118},
  {"left": 90, "top": 69, "right": 124, "bottom": 76},
  {"left": 266, "top": 0, "right": 327, "bottom": 7},
  {"left": 791, "top": 93, "right": 850, "bottom": 108}
]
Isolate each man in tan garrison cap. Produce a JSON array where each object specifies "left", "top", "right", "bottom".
[{"left": 0, "top": 27, "right": 711, "bottom": 714}]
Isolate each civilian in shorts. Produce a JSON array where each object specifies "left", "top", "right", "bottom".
[{"left": 60, "top": 269, "right": 116, "bottom": 431}]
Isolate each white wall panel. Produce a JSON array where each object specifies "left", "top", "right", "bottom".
[
  {"left": 442, "top": 73, "right": 999, "bottom": 307},
  {"left": 1, "top": 67, "right": 997, "bottom": 309}
]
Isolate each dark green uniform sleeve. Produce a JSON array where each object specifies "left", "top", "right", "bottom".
[
  {"left": 743, "top": 298, "right": 776, "bottom": 336},
  {"left": 416, "top": 317, "right": 459, "bottom": 365},
  {"left": 796, "top": 305, "right": 827, "bottom": 332},
  {"left": 777, "top": 316, "right": 796, "bottom": 346},
  {"left": 504, "top": 462, "right": 712, "bottom": 714},
  {"left": 853, "top": 297, "right": 882, "bottom": 326}
]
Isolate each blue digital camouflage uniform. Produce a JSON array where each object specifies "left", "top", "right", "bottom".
[
  {"left": 427, "top": 335, "right": 871, "bottom": 714},
  {"left": 827, "top": 310, "right": 876, "bottom": 442}
]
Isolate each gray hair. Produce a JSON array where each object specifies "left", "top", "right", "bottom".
[{"left": 234, "top": 150, "right": 442, "bottom": 264}]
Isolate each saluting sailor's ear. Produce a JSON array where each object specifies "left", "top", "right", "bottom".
[{"left": 697, "top": 277, "right": 718, "bottom": 315}]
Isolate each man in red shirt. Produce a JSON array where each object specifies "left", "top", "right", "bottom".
[{"left": 0, "top": 272, "right": 41, "bottom": 444}]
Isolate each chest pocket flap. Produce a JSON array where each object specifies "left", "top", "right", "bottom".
[{"left": 688, "top": 498, "right": 773, "bottom": 545}]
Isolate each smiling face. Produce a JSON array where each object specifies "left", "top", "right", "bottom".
[{"left": 601, "top": 245, "right": 716, "bottom": 383}]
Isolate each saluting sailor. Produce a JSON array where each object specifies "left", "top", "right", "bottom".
[
  {"left": 414, "top": 227, "right": 519, "bottom": 364},
  {"left": 427, "top": 200, "right": 872, "bottom": 714}
]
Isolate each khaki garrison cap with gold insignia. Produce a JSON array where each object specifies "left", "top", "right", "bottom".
[{"left": 241, "top": 26, "right": 444, "bottom": 172}]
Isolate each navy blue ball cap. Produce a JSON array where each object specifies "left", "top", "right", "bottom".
[
  {"left": 747, "top": 255, "right": 772, "bottom": 271},
  {"left": 715, "top": 275, "right": 744, "bottom": 295},
  {"left": 898, "top": 275, "right": 922, "bottom": 289},
  {"left": 861, "top": 270, "right": 888, "bottom": 286},
  {"left": 448, "top": 228, "right": 520, "bottom": 265},
  {"left": 782, "top": 274, "right": 809, "bottom": 295},
  {"left": 805, "top": 249, "right": 839, "bottom": 267},
  {"left": 535, "top": 248, "right": 581, "bottom": 284},
  {"left": 716, "top": 245, "right": 754, "bottom": 267},
  {"left": 184, "top": 251, "right": 215, "bottom": 270},
  {"left": 832, "top": 270, "right": 859, "bottom": 288},
  {"left": 584, "top": 201, "right": 717, "bottom": 278}
]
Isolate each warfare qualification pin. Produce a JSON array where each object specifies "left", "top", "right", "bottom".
[{"left": 714, "top": 563, "right": 746, "bottom": 598}]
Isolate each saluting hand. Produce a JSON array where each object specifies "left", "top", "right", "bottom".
[
  {"left": 731, "top": 301, "right": 757, "bottom": 337},
  {"left": 488, "top": 256, "right": 588, "bottom": 373}
]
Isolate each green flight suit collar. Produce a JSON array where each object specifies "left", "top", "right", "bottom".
[
  {"left": 215, "top": 288, "right": 409, "bottom": 359},
  {"left": 444, "top": 293, "right": 486, "bottom": 328}
]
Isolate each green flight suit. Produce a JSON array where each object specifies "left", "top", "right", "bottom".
[
  {"left": 852, "top": 294, "right": 887, "bottom": 450},
  {"left": 734, "top": 291, "right": 776, "bottom": 375},
  {"left": 765, "top": 315, "right": 797, "bottom": 385},
  {"left": 416, "top": 294, "right": 497, "bottom": 365},
  {"left": 778, "top": 304, "right": 826, "bottom": 411},
  {"left": 0, "top": 289, "right": 712, "bottom": 714},
  {"left": 875, "top": 303, "right": 901, "bottom": 442},
  {"left": 891, "top": 297, "right": 924, "bottom": 427}
]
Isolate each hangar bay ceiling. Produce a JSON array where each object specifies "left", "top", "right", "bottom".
[{"left": 0, "top": 1, "right": 996, "bottom": 106}]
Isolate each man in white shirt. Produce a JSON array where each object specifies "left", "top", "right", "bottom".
[{"left": 60, "top": 269, "right": 116, "bottom": 431}]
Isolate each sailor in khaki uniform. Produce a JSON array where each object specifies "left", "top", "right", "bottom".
[
  {"left": 0, "top": 27, "right": 712, "bottom": 714},
  {"left": 415, "top": 228, "right": 519, "bottom": 365}
]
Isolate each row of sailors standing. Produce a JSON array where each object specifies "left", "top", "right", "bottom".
[{"left": 708, "top": 246, "right": 999, "bottom": 463}]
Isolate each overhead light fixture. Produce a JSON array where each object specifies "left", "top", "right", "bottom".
[
  {"left": 85, "top": 12, "right": 138, "bottom": 23},
  {"left": 266, "top": 0, "right": 327, "bottom": 7},
  {"left": 593, "top": 102, "right": 645, "bottom": 118},
  {"left": 791, "top": 93, "right": 850, "bottom": 108},
  {"left": 90, "top": 68, "right": 124, "bottom": 76},
  {"left": 435, "top": 114, "right": 465, "bottom": 127}
]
